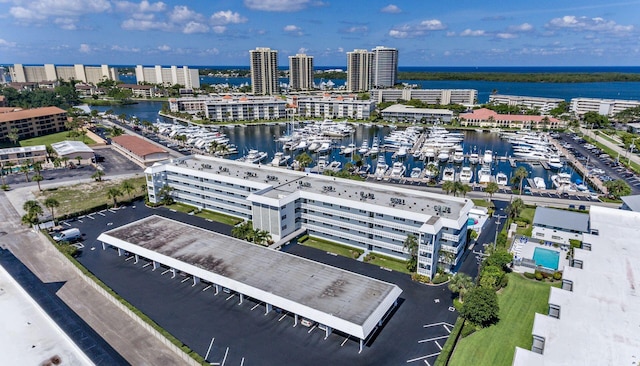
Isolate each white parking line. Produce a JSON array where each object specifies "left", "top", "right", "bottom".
[
  {"left": 308, "top": 325, "right": 317, "bottom": 334},
  {"left": 251, "top": 302, "right": 261, "bottom": 311},
  {"left": 443, "top": 324, "right": 451, "bottom": 333},
  {"left": 97, "top": 212, "right": 106, "bottom": 216},
  {"left": 380, "top": 266, "right": 392, "bottom": 271},
  {"left": 108, "top": 209, "right": 117, "bottom": 213},
  {"left": 406, "top": 352, "right": 441, "bottom": 363},
  {"left": 170, "top": 209, "right": 177, "bottom": 212},
  {"left": 418, "top": 335, "right": 449, "bottom": 343},
  {"left": 225, "top": 294, "right": 235, "bottom": 301},
  {"left": 78, "top": 220, "right": 83, "bottom": 223},
  {"left": 341, "top": 336, "right": 350, "bottom": 347},
  {"left": 423, "top": 322, "right": 455, "bottom": 328},
  {"left": 62, "top": 222, "right": 71, "bottom": 227},
  {"left": 278, "top": 313, "right": 287, "bottom": 322},
  {"left": 202, "top": 285, "right": 212, "bottom": 292},
  {"left": 161, "top": 269, "right": 171, "bottom": 275},
  {"left": 424, "top": 360, "right": 430, "bottom": 366},
  {"left": 221, "top": 347, "right": 229, "bottom": 366},
  {"left": 125, "top": 256, "right": 134, "bottom": 261},
  {"left": 86, "top": 215, "right": 95, "bottom": 220},
  {"left": 142, "top": 262, "right": 152, "bottom": 268},
  {"left": 206, "top": 219, "right": 213, "bottom": 222},
  {"left": 180, "top": 277, "right": 191, "bottom": 283},
  {"left": 326, "top": 252, "right": 337, "bottom": 256},
  {"left": 435, "top": 341, "right": 442, "bottom": 350}
]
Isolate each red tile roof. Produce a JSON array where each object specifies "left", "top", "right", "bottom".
[
  {"left": 111, "top": 135, "right": 168, "bottom": 158},
  {"left": 459, "top": 108, "right": 560, "bottom": 123},
  {"left": 0, "top": 106, "right": 66, "bottom": 123}
]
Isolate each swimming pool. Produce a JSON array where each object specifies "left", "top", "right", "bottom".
[{"left": 533, "top": 247, "right": 560, "bottom": 270}]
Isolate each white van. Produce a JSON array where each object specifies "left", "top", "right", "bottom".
[{"left": 53, "top": 228, "right": 81, "bottom": 242}]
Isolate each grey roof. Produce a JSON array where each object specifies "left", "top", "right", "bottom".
[
  {"left": 532, "top": 206, "right": 589, "bottom": 233},
  {"left": 98, "top": 215, "right": 402, "bottom": 338},
  {"left": 621, "top": 195, "right": 640, "bottom": 212}
]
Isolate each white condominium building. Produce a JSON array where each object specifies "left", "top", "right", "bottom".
[
  {"left": 513, "top": 205, "right": 640, "bottom": 366},
  {"left": 250, "top": 47, "right": 279, "bottom": 95},
  {"left": 489, "top": 94, "right": 564, "bottom": 115},
  {"left": 169, "top": 95, "right": 288, "bottom": 121},
  {"left": 145, "top": 155, "right": 473, "bottom": 279},
  {"left": 371, "top": 89, "right": 478, "bottom": 106},
  {"left": 288, "top": 54, "right": 314, "bottom": 91},
  {"left": 9, "top": 64, "right": 119, "bottom": 84},
  {"left": 134, "top": 65, "right": 200, "bottom": 89},
  {"left": 294, "top": 94, "right": 375, "bottom": 119},
  {"left": 371, "top": 46, "right": 398, "bottom": 88},
  {"left": 381, "top": 105, "right": 454, "bottom": 124},
  {"left": 570, "top": 97, "right": 640, "bottom": 117},
  {"left": 347, "top": 49, "right": 374, "bottom": 92}
]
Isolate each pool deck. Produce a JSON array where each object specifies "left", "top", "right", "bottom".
[{"left": 510, "top": 236, "right": 570, "bottom": 272}]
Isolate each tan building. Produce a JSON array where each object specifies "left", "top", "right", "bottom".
[
  {"left": 111, "top": 135, "right": 170, "bottom": 167},
  {"left": 0, "top": 145, "right": 47, "bottom": 167},
  {"left": 346, "top": 49, "right": 373, "bottom": 92},
  {"left": 9, "top": 64, "right": 118, "bottom": 84},
  {"left": 250, "top": 47, "right": 279, "bottom": 95},
  {"left": 459, "top": 108, "right": 564, "bottom": 129},
  {"left": 0, "top": 107, "right": 67, "bottom": 141},
  {"left": 288, "top": 54, "right": 314, "bottom": 91}
]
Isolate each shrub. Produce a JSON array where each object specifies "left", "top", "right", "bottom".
[
  {"left": 460, "top": 322, "right": 478, "bottom": 338},
  {"left": 535, "top": 272, "right": 544, "bottom": 281},
  {"left": 411, "top": 273, "right": 431, "bottom": 283},
  {"left": 517, "top": 216, "right": 532, "bottom": 224},
  {"left": 498, "top": 274, "right": 509, "bottom": 289},
  {"left": 453, "top": 298, "right": 463, "bottom": 311},
  {"left": 523, "top": 272, "right": 536, "bottom": 279},
  {"left": 569, "top": 239, "right": 582, "bottom": 248},
  {"left": 515, "top": 220, "right": 527, "bottom": 228},
  {"left": 553, "top": 272, "right": 562, "bottom": 280},
  {"left": 297, "top": 234, "right": 309, "bottom": 243},
  {"left": 432, "top": 273, "right": 450, "bottom": 284},
  {"left": 1, "top": 184, "right": 10, "bottom": 191}
]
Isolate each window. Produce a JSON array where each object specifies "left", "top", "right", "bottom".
[{"left": 281, "top": 214, "right": 287, "bottom": 220}]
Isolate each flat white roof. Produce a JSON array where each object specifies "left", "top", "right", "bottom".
[
  {"left": 97, "top": 215, "right": 402, "bottom": 340},
  {"left": 0, "top": 264, "right": 93, "bottom": 365},
  {"left": 381, "top": 104, "right": 454, "bottom": 115},
  {"left": 0, "top": 145, "right": 46, "bottom": 155},
  {"left": 50, "top": 140, "right": 94, "bottom": 156},
  {"left": 515, "top": 205, "right": 640, "bottom": 366}
]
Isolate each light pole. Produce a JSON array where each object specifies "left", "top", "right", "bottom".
[
  {"left": 628, "top": 137, "right": 638, "bottom": 166},
  {"left": 493, "top": 215, "right": 505, "bottom": 250}
]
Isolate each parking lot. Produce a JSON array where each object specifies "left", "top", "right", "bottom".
[
  {"left": 558, "top": 133, "right": 640, "bottom": 195},
  {"left": 93, "top": 148, "right": 144, "bottom": 175},
  {"left": 61, "top": 201, "right": 458, "bottom": 365}
]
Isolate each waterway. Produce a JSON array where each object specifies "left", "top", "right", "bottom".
[{"left": 90, "top": 101, "right": 587, "bottom": 190}]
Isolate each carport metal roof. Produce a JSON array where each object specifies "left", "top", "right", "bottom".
[{"left": 97, "top": 215, "right": 402, "bottom": 340}]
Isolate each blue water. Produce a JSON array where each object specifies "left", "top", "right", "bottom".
[{"left": 533, "top": 247, "right": 560, "bottom": 270}]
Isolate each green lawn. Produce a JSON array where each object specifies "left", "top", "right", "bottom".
[
  {"left": 449, "top": 273, "right": 557, "bottom": 366},
  {"left": 166, "top": 203, "right": 243, "bottom": 226},
  {"left": 301, "top": 237, "right": 363, "bottom": 259},
  {"left": 472, "top": 199, "right": 494, "bottom": 208},
  {"left": 364, "top": 253, "right": 411, "bottom": 274},
  {"left": 18, "top": 131, "right": 94, "bottom": 148}
]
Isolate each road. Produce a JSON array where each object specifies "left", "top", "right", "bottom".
[{"left": 580, "top": 127, "right": 640, "bottom": 166}]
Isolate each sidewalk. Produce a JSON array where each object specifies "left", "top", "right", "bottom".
[{"left": 580, "top": 127, "right": 640, "bottom": 166}]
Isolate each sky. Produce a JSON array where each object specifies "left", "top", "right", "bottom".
[{"left": 1, "top": 0, "right": 639, "bottom": 67}]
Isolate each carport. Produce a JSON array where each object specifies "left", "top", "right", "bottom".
[{"left": 97, "top": 215, "right": 402, "bottom": 352}]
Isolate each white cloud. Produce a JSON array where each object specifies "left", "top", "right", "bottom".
[
  {"left": 9, "top": 0, "right": 110, "bottom": 29},
  {"left": 212, "top": 26, "right": 227, "bottom": 34},
  {"left": 54, "top": 18, "right": 77, "bottom": 30},
  {"left": 284, "top": 24, "right": 303, "bottom": 35},
  {"left": 446, "top": 31, "right": 456, "bottom": 37},
  {"left": 114, "top": 0, "right": 165, "bottom": 13},
  {"left": 460, "top": 29, "right": 486, "bottom": 37},
  {"left": 496, "top": 33, "right": 517, "bottom": 39},
  {"left": 158, "top": 44, "right": 171, "bottom": 51},
  {"left": 342, "top": 26, "right": 368, "bottom": 34},
  {"left": 211, "top": 10, "right": 247, "bottom": 25},
  {"left": 79, "top": 43, "right": 91, "bottom": 53},
  {"left": 121, "top": 18, "right": 171, "bottom": 31},
  {"left": 388, "top": 29, "right": 408, "bottom": 39},
  {"left": 111, "top": 45, "right": 140, "bottom": 52},
  {"left": 298, "top": 47, "right": 308, "bottom": 54},
  {"left": 0, "top": 38, "right": 16, "bottom": 47},
  {"left": 509, "top": 23, "right": 533, "bottom": 32},
  {"left": 547, "top": 15, "right": 633, "bottom": 35},
  {"left": 337, "top": 47, "right": 344, "bottom": 53},
  {"left": 243, "top": 0, "right": 313, "bottom": 12},
  {"left": 169, "top": 5, "right": 203, "bottom": 23},
  {"left": 420, "top": 19, "right": 446, "bottom": 30},
  {"left": 381, "top": 4, "right": 401, "bottom": 14},
  {"left": 183, "top": 21, "right": 209, "bottom": 34}
]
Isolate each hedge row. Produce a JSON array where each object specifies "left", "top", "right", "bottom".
[{"left": 434, "top": 317, "right": 465, "bottom": 366}]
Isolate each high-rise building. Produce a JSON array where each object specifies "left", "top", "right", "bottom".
[
  {"left": 134, "top": 65, "right": 200, "bottom": 89},
  {"left": 346, "top": 49, "right": 374, "bottom": 93},
  {"left": 288, "top": 54, "right": 314, "bottom": 91},
  {"left": 9, "top": 64, "right": 118, "bottom": 84},
  {"left": 250, "top": 47, "right": 279, "bottom": 95},
  {"left": 371, "top": 46, "right": 398, "bottom": 88}
]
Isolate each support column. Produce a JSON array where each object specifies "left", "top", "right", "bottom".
[
  {"left": 192, "top": 277, "right": 200, "bottom": 286},
  {"left": 214, "top": 284, "right": 220, "bottom": 295},
  {"left": 152, "top": 261, "right": 159, "bottom": 271},
  {"left": 117, "top": 248, "right": 124, "bottom": 256},
  {"left": 238, "top": 293, "right": 244, "bottom": 305},
  {"left": 134, "top": 254, "right": 139, "bottom": 264},
  {"left": 101, "top": 242, "right": 106, "bottom": 250},
  {"left": 294, "top": 314, "right": 298, "bottom": 327},
  {"left": 359, "top": 339, "right": 363, "bottom": 353},
  {"left": 265, "top": 303, "right": 272, "bottom": 315},
  {"left": 171, "top": 268, "right": 176, "bottom": 278},
  {"left": 324, "top": 326, "right": 332, "bottom": 340}
]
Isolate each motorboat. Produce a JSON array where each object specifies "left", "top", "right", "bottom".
[
  {"left": 453, "top": 147, "right": 465, "bottom": 164},
  {"left": 483, "top": 150, "right": 493, "bottom": 164},
  {"left": 442, "top": 167, "right": 455, "bottom": 182},
  {"left": 423, "top": 162, "right": 439, "bottom": 181},
  {"left": 358, "top": 164, "right": 371, "bottom": 176},
  {"left": 342, "top": 143, "right": 356, "bottom": 155},
  {"left": 270, "top": 152, "right": 291, "bottom": 166},
  {"left": 478, "top": 164, "right": 492, "bottom": 184},
  {"left": 548, "top": 154, "right": 563, "bottom": 169},
  {"left": 469, "top": 153, "right": 480, "bottom": 165},
  {"left": 317, "top": 142, "right": 331, "bottom": 153},
  {"left": 358, "top": 140, "right": 369, "bottom": 155},
  {"left": 551, "top": 172, "right": 574, "bottom": 191},
  {"left": 410, "top": 167, "right": 422, "bottom": 178},
  {"left": 239, "top": 149, "right": 268, "bottom": 164},
  {"left": 390, "top": 162, "right": 407, "bottom": 179},
  {"left": 533, "top": 177, "right": 546, "bottom": 189},
  {"left": 369, "top": 138, "right": 380, "bottom": 155},
  {"left": 437, "top": 150, "right": 450, "bottom": 163},
  {"left": 459, "top": 166, "right": 473, "bottom": 183},
  {"left": 327, "top": 161, "right": 342, "bottom": 171},
  {"left": 496, "top": 172, "right": 508, "bottom": 186},
  {"left": 375, "top": 155, "right": 388, "bottom": 181},
  {"left": 396, "top": 146, "right": 408, "bottom": 158},
  {"left": 424, "top": 148, "right": 436, "bottom": 159}
]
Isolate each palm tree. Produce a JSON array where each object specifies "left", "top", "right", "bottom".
[
  {"left": 32, "top": 174, "right": 44, "bottom": 191},
  {"left": 459, "top": 183, "right": 472, "bottom": 198},
  {"left": 106, "top": 187, "right": 122, "bottom": 208},
  {"left": 448, "top": 273, "right": 474, "bottom": 302},
  {"left": 403, "top": 234, "right": 418, "bottom": 272},
  {"left": 121, "top": 179, "right": 135, "bottom": 198},
  {"left": 7, "top": 128, "right": 19, "bottom": 145},
  {"left": 19, "top": 160, "right": 32, "bottom": 183},
  {"left": 253, "top": 229, "right": 272, "bottom": 246},
  {"left": 75, "top": 156, "right": 82, "bottom": 166},
  {"left": 61, "top": 157, "right": 70, "bottom": 168},
  {"left": 294, "top": 152, "right": 313, "bottom": 170},
  {"left": 442, "top": 181, "right": 455, "bottom": 195},
  {"left": 506, "top": 197, "right": 525, "bottom": 222},
  {"left": 208, "top": 141, "right": 220, "bottom": 155},
  {"left": 92, "top": 170, "right": 105, "bottom": 182},
  {"left": 23, "top": 200, "right": 42, "bottom": 214},
  {"left": 118, "top": 113, "right": 127, "bottom": 124},
  {"left": 485, "top": 182, "right": 499, "bottom": 202},
  {"left": 44, "top": 197, "right": 60, "bottom": 222},
  {"left": 512, "top": 166, "right": 528, "bottom": 195}
]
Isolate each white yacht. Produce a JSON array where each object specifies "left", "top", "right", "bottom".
[
  {"left": 317, "top": 142, "right": 331, "bottom": 153},
  {"left": 533, "top": 177, "right": 547, "bottom": 189},
  {"left": 469, "top": 153, "right": 480, "bottom": 165},
  {"left": 459, "top": 166, "right": 473, "bottom": 183},
  {"left": 327, "top": 161, "right": 342, "bottom": 171},
  {"left": 478, "top": 164, "right": 492, "bottom": 184},
  {"left": 342, "top": 143, "right": 356, "bottom": 155},
  {"left": 548, "top": 154, "right": 563, "bottom": 169},
  {"left": 442, "top": 167, "right": 455, "bottom": 182},
  {"left": 437, "top": 150, "right": 450, "bottom": 163},
  {"left": 358, "top": 140, "right": 369, "bottom": 155},
  {"left": 453, "top": 147, "right": 465, "bottom": 164},
  {"left": 239, "top": 149, "right": 268, "bottom": 164},
  {"left": 483, "top": 150, "right": 493, "bottom": 164},
  {"left": 396, "top": 146, "right": 408, "bottom": 158},
  {"left": 390, "top": 162, "right": 407, "bottom": 179},
  {"left": 369, "top": 138, "right": 380, "bottom": 155},
  {"left": 496, "top": 172, "right": 508, "bottom": 186},
  {"left": 270, "top": 152, "right": 291, "bottom": 166},
  {"left": 375, "top": 156, "right": 388, "bottom": 181},
  {"left": 410, "top": 167, "right": 422, "bottom": 178},
  {"left": 551, "top": 172, "right": 574, "bottom": 192},
  {"left": 424, "top": 148, "right": 436, "bottom": 159}
]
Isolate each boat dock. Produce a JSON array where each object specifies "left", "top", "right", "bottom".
[
  {"left": 539, "top": 161, "right": 550, "bottom": 170},
  {"left": 548, "top": 137, "right": 608, "bottom": 194}
]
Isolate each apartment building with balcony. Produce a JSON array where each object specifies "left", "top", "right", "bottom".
[
  {"left": 135, "top": 65, "right": 200, "bottom": 89},
  {"left": 145, "top": 155, "right": 473, "bottom": 279},
  {"left": 9, "top": 64, "right": 118, "bottom": 84},
  {"left": 489, "top": 94, "right": 564, "bottom": 115},
  {"left": 371, "top": 89, "right": 477, "bottom": 106},
  {"left": 570, "top": 97, "right": 640, "bottom": 118},
  {"left": 513, "top": 205, "right": 640, "bottom": 366},
  {"left": 0, "top": 106, "right": 67, "bottom": 141}
]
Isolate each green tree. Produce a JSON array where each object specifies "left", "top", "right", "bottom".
[
  {"left": 460, "top": 286, "right": 500, "bottom": 327},
  {"left": 442, "top": 181, "right": 455, "bottom": 195},
  {"left": 7, "top": 128, "right": 19, "bottom": 145},
  {"left": 22, "top": 200, "right": 43, "bottom": 227},
  {"left": 459, "top": 183, "right": 472, "bottom": 198},
  {"left": 231, "top": 221, "right": 253, "bottom": 240},
  {"left": 603, "top": 179, "right": 632, "bottom": 199},
  {"left": 448, "top": 273, "right": 474, "bottom": 302},
  {"left": 511, "top": 166, "right": 528, "bottom": 195},
  {"left": 582, "top": 111, "right": 610, "bottom": 129},
  {"left": 506, "top": 197, "right": 525, "bottom": 222},
  {"left": 158, "top": 185, "right": 174, "bottom": 205},
  {"left": 479, "top": 265, "right": 504, "bottom": 289},
  {"left": 19, "top": 160, "right": 32, "bottom": 183},
  {"left": 485, "top": 181, "right": 499, "bottom": 201},
  {"left": 91, "top": 170, "right": 105, "bottom": 182},
  {"left": 485, "top": 249, "right": 514, "bottom": 271},
  {"left": 121, "top": 179, "right": 135, "bottom": 198},
  {"left": 403, "top": 234, "right": 418, "bottom": 272},
  {"left": 294, "top": 152, "right": 313, "bottom": 170},
  {"left": 106, "top": 187, "right": 122, "bottom": 208},
  {"left": 44, "top": 197, "right": 60, "bottom": 222},
  {"left": 253, "top": 229, "right": 272, "bottom": 246},
  {"left": 32, "top": 174, "right": 44, "bottom": 191}
]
